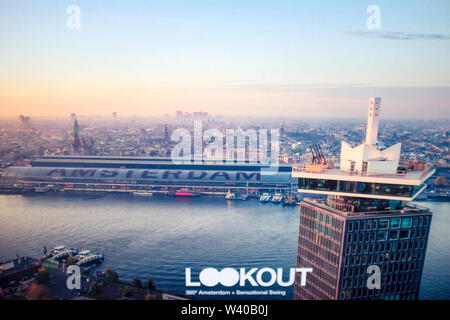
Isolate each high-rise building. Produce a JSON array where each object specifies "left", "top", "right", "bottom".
[
  {"left": 18, "top": 115, "right": 25, "bottom": 126},
  {"left": 71, "top": 119, "right": 81, "bottom": 153},
  {"left": 163, "top": 125, "right": 169, "bottom": 142},
  {"left": 18, "top": 115, "right": 31, "bottom": 128},
  {"left": 293, "top": 98, "right": 435, "bottom": 300}
]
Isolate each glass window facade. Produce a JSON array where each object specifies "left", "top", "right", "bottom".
[
  {"left": 298, "top": 178, "right": 422, "bottom": 198},
  {"left": 295, "top": 200, "right": 432, "bottom": 300},
  {"left": 339, "top": 214, "right": 431, "bottom": 300}
]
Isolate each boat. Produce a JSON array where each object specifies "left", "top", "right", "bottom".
[
  {"left": 76, "top": 249, "right": 91, "bottom": 257},
  {"left": 283, "top": 195, "right": 297, "bottom": 206},
  {"left": 48, "top": 248, "right": 79, "bottom": 261},
  {"left": 227, "top": 193, "right": 248, "bottom": 200},
  {"left": 34, "top": 187, "right": 49, "bottom": 193},
  {"left": 42, "top": 245, "right": 66, "bottom": 260},
  {"left": 225, "top": 192, "right": 236, "bottom": 200},
  {"left": 259, "top": 193, "right": 271, "bottom": 203},
  {"left": 174, "top": 190, "right": 199, "bottom": 197},
  {"left": 75, "top": 253, "right": 104, "bottom": 267},
  {"left": 271, "top": 193, "right": 284, "bottom": 203},
  {"left": 133, "top": 190, "right": 153, "bottom": 197}
]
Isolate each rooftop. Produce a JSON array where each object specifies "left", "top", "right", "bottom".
[
  {"left": 303, "top": 199, "right": 432, "bottom": 218},
  {"left": 292, "top": 165, "right": 435, "bottom": 186},
  {"left": 0, "top": 256, "right": 41, "bottom": 279}
]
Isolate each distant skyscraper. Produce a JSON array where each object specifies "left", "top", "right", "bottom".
[
  {"left": 18, "top": 115, "right": 31, "bottom": 128},
  {"left": 163, "top": 125, "right": 169, "bottom": 142},
  {"left": 112, "top": 112, "right": 117, "bottom": 119},
  {"left": 70, "top": 113, "right": 76, "bottom": 122},
  {"left": 71, "top": 119, "right": 81, "bottom": 153},
  {"left": 18, "top": 115, "right": 25, "bottom": 126},
  {"left": 293, "top": 98, "right": 434, "bottom": 300}
]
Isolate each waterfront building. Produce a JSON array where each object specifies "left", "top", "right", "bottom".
[
  {"left": 293, "top": 98, "right": 435, "bottom": 300},
  {"left": 0, "top": 256, "right": 41, "bottom": 294},
  {"left": 0, "top": 156, "right": 294, "bottom": 196}
]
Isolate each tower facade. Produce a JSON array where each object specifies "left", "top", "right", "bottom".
[
  {"left": 293, "top": 98, "right": 435, "bottom": 300},
  {"left": 365, "top": 97, "right": 381, "bottom": 145},
  {"left": 70, "top": 119, "right": 94, "bottom": 155},
  {"left": 71, "top": 119, "right": 82, "bottom": 153}
]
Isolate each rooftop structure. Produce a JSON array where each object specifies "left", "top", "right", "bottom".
[{"left": 293, "top": 98, "right": 435, "bottom": 202}]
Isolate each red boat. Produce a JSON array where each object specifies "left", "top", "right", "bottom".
[{"left": 174, "top": 190, "right": 199, "bottom": 197}]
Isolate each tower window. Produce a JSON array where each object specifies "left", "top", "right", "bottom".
[{"left": 400, "top": 230, "right": 410, "bottom": 239}]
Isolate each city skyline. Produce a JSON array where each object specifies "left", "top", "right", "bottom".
[{"left": 1, "top": 1, "right": 450, "bottom": 118}]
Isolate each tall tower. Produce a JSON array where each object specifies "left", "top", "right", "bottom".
[
  {"left": 73, "top": 119, "right": 79, "bottom": 139},
  {"left": 71, "top": 119, "right": 81, "bottom": 153},
  {"left": 366, "top": 97, "right": 381, "bottom": 145},
  {"left": 293, "top": 98, "right": 435, "bottom": 300},
  {"left": 164, "top": 125, "right": 169, "bottom": 142}
]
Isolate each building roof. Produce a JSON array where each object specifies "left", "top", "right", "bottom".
[{"left": 293, "top": 166, "right": 435, "bottom": 186}]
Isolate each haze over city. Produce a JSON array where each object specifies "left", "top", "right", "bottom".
[
  {"left": 1, "top": 0, "right": 450, "bottom": 305},
  {"left": 1, "top": 0, "right": 450, "bottom": 119}
]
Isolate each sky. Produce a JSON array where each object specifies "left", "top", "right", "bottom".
[{"left": 0, "top": 0, "right": 449, "bottom": 119}]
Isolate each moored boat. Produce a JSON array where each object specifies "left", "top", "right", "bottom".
[
  {"left": 259, "top": 193, "right": 271, "bottom": 203},
  {"left": 271, "top": 193, "right": 284, "bottom": 203},
  {"left": 283, "top": 195, "right": 297, "bottom": 206},
  {"left": 42, "top": 245, "right": 66, "bottom": 260},
  {"left": 48, "top": 248, "right": 79, "bottom": 261},
  {"left": 174, "top": 190, "right": 199, "bottom": 197},
  {"left": 133, "top": 190, "right": 153, "bottom": 197},
  {"left": 75, "top": 253, "right": 104, "bottom": 267}
]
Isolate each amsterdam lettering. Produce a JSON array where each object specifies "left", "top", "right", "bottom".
[{"left": 46, "top": 169, "right": 261, "bottom": 181}]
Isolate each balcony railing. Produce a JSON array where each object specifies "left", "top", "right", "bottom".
[{"left": 293, "top": 164, "right": 436, "bottom": 179}]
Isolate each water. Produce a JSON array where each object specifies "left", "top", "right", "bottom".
[{"left": 0, "top": 194, "right": 448, "bottom": 299}]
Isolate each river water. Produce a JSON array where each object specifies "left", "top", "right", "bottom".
[{"left": 0, "top": 194, "right": 448, "bottom": 299}]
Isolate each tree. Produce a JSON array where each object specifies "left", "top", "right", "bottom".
[
  {"left": 36, "top": 267, "right": 50, "bottom": 285},
  {"left": 105, "top": 268, "right": 119, "bottom": 282},
  {"left": 26, "top": 283, "right": 50, "bottom": 300},
  {"left": 146, "top": 279, "right": 156, "bottom": 291},
  {"left": 87, "top": 281, "right": 104, "bottom": 298},
  {"left": 66, "top": 254, "right": 76, "bottom": 265},
  {"left": 122, "top": 286, "right": 133, "bottom": 298},
  {"left": 132, "top": 277, "right": 142, "bottom": 289}
]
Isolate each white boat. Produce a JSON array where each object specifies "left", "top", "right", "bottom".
[
  {"left": 77, "top": 249, "right": 91, "bottom": 257},
  {"left": 271, "top": 193, "right": 284, "bottom": 203},
  {"left": 49, "top": 248, "right": 79, "bottom": 261},
  {"left": 42, "top": 245, "right": 66, "bottom": 260},
  {"left": 225, "top": 190, "right": 236, "bottom": 200},
  {"left": 133, "top": 191, "right": 153, "bottom": 197},
  {"left": 34, "top": 187, "right": 49, "bottom": 193},
  {"left": 226, "top": 192, "right": 248, "bottom": 200},
  {"left": 225, "top": 192, "right": 236, "bottom": 200},
  {"left": 75, "top": 253, "right": 104, "bottom": 266},
  {"left": 259, "top": 193, "right": 271, "bottom": 203}
]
